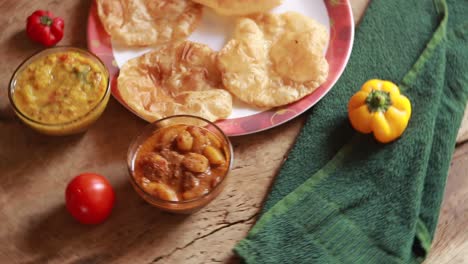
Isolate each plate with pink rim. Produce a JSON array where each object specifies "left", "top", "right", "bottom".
[{"left": 87, "top": 0, "right": 354, "bottom": 136}]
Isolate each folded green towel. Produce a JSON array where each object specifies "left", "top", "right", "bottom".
[{"left": 234, "top": 0, "right": 468, "bottom": 263}]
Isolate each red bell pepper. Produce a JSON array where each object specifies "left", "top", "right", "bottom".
[{"left": 26, "top": 10, "right": 64, "bottom": 47}]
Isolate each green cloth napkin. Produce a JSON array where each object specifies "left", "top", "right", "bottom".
[{"left": 234, "top": 0, "right": 468, "bottom": 263}]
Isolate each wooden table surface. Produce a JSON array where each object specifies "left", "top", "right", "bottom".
[{"left": 1, "top": 1, "right": 467, "bottom": 263}]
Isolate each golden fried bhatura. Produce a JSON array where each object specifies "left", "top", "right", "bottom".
[
  {"left": 217, "top": 12, "right": 329, "bottom": 108},
  {"left": 118, "top": 41, "right": 232, "bottom": 122},
  {"left": 96, "top": 0, "right": 203, "bottom": 46}
]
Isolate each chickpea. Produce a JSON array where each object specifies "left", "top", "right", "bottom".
[
  {"left": 176, "top": 130, "right": 193, "bottom": 151},
  {"left": 139, "top": 153, "right": 170, "bottom": 181},
  {"left": 160, "top": 126, "right": 183, "bottom": 148},
  {"left": 203, "top": 146, "right": 225, "bottom": 165},
  {"left": 144, "top": 182, "right": 179, "bottom": 201},
  {"left": 188, "top": 126, "right": 208, "bottom": 153},
  {"left": 182, "top": 153, "right": 209, "bottom": 173},
  {"left": 206, "top": 132, "right": 222, "bottom": 149}
]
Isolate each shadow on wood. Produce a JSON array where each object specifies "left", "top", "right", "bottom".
[{"left": 19, "top": 180, "right": 191, "bottom": 263}]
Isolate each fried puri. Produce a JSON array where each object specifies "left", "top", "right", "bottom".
[
  {"left": 217, "top": 12, "right": 329, "bottom": 108},
  {"left": 118, "top": 41, "right": 232, "bottom": 122},
  {"left": 96, "top": 0, "right": 202, "bottom": 46},
  {"left": 192, "top": 0, "right": 282, "bottom": 16}
]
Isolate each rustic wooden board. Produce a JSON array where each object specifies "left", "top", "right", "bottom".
[
  {"left": 424, "top": 142, "right": 468, "bottom": 264},
  {"left": 457, "top": 107, "right": 468, "bottom": 142},
  {"left": 0, "top": 0, "right": 466, "bottom": 263}
]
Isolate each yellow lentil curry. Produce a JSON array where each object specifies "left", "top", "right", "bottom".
[{"left": 13, "top": 52, "right": 108, "bottom": 124}]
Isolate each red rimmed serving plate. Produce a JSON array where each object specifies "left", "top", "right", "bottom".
[{"left": 87, "top": 0, "right": 354, "bottom": 136}]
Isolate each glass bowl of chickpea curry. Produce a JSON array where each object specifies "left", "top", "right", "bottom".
[
  {"left": 127, "top": 115, "right": 234, "bottom": 213},
  {"left": 8, "top": 47, "right": 110, "bottom": 136}
]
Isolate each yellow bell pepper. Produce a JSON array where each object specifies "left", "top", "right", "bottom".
[{"left": 348, "top": 79, "right": 412, "bottom": 143}]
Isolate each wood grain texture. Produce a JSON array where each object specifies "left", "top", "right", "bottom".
[
  {"left": 457, "top": 107, "right": 468, "bottom": 143},
  {"left": 425, "top": 142, "right": 468, "bottom": 264},
  {"left": 0, "top": 0, "right": 466, "bottom": 263}
]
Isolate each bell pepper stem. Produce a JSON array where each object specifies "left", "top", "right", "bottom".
[
  {"left": 366, "top": 90, "right": 392, "bottom": 113},
  {"left": 40, "top": 16, "right": 53, "bottom": 26}
]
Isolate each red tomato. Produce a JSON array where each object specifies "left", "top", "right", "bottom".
[{"left": 65, "top": 173, "right": 115, "bottom": 225}]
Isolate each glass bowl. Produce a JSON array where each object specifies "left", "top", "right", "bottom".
[
  {"left": 8, "top": 46, "right": 110, "bottom": 136},
  {"left": 127, "top": 115, "right": 234, "bottom": 214}
]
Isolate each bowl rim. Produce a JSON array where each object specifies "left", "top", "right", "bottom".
[
  {"left": 127, "top": 114, "right": 234, "bottom": 205},
  {"left": 8, "top": 46, "right": 111, "bottom": 127}
]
